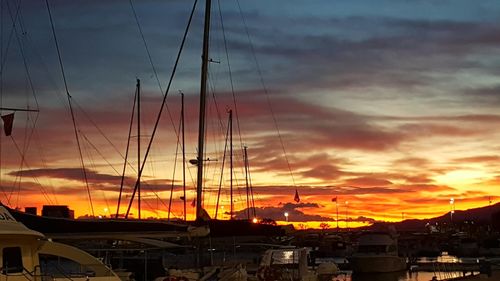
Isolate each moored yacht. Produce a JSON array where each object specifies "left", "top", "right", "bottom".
[
  {"left": 0, "top": 206, "right": 122, "bottom": 281},
  {"left": 256, "top": 248, "right": 338, "bottom": 281},
  {"left": 348, "top": 232, "right": 406, "bottom": 273}
]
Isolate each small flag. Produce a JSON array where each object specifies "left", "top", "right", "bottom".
[
  {"left": 1, "top": 113, "right": 14, "bottom": 136},
  {"left": 294, "top": 189, "right": 300, "bottom": 203},
  {"left": 332, "top": 197, "right": 337, "bottom": 202},
  {"left": 191, "top": 198, "right": 196, "bottom": 207}
]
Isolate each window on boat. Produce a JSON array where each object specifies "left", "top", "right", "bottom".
[
  {"left": 2, "top": 247, "right": 23, "bottom": 274},
  {"left": 39, "top": 254, "right": 95, "bottom": 278},
  {"left": 357, "top": 245, "right": 387, "bottom": 254},
  {"left": 270, "top": 250, "right": 299, "bottom": 265}
]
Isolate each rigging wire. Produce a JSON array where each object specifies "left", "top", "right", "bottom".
[
  {"left": 235, "top": 0, "right": 297, "bottom": 187},
  {"left": 5, "top": 0, "right": 39, "bottom": 110},
  {"left": 217, "top": 0, "right": 245, "bottom": 153},
  {"left": 3, "top": 0, "right": 43, "bottom": 206},
  {"left": 116, "top": 86, "right": 137, "bottom": 218},
  {"left": 31, "top": 128, "right": 59, "bottom": 204},
  {"left": 14, "top": 108, "right": 29, "bottom": 207},
  {"left": 128, "top": 0, "right": 163, "bottom": 92},
  {"left": 128, "top": 0, "right": 182, "bottom": 161},
  {"left": 211, "top": 0, "right": 252, "bottom": 216},
  {"left": 7, "top": 6, "right": 60, "bottom": 204},
  {"left": 129, "top": 0, "right": 199, "bottom": 219},
  {"left": 125, "top": 0, "right": 198, "bottom": 218},
  {"left": 1, "top": 0, "right": 60, "bottom": 206},
  {"left": 0, "top": 0, "right": 20, "bottom": 75},
  {"left": 245, "top": 147, "right": 256, "bottom": 217},
  {"left": 7, "top": 137, "right": 55, "bottom": 205},
  {"left": 81, "top": 133, "right": 111, "bottom": 215},
  {"left": 214, "top": 113, "right": 229, "bottom": 219},
  {"left": 71, "top": 99, "right": 142, "bottom": 182},
  {"left": 45, "top": 0, "right": 94, "bottom": 216},
  {"left": 80, "top": 126, "right": 169, "bottom": 217},
  {"left": 205, "top": 79, "right": 226, "bottom": 211},
  {"left": 167, "top": 112, "right": 182, "bottom": 221}
]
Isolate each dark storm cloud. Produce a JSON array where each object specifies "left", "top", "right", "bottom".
[
  {"left": 252, "top": 183, "right": 446, "bottom": 198},
  {"left": 233, "top": 202, "right": 334, "bottom": 222},
  {"left": 0, "top": 180, "right": 46, "bottom": 194},
  {"left": 236, "top": 93, "right": 407, "bottom": 151},
  {"left": 8, "top": 168, "right": 179, "bottom": 192},
  {"left": 343, "top": 177, "right": 393, "bottom": 187},
  {"left": 9, "top": 168, "right": 127, "bottom": 184},
  {"left": 226, "top": 16, "right": 500, "bottom": 96}
]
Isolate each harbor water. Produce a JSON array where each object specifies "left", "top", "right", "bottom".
[
  {"left": 319, "top": 253, "right": 484, "bottom": 281},
  {"left": 332, "top": 270, "right": 478, "bottom": 281}
]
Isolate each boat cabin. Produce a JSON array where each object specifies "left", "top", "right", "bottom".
[{"left": 0, "top": 206, "right": 121, "bottom": 281}]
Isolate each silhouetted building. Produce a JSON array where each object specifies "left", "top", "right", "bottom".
[
  {"left": 25, "top": 207, "right": 37, "bottom": 215},
  {"left": 42, "top": 205, "right": 74, "bottom": 219}
]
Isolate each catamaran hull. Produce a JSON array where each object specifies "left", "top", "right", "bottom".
[{"left": 348, "top": 256, "right": 406, "bottom": 273}]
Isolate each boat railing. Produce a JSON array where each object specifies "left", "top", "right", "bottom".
[
  {"left": 34, "top": 263, "right": 117, "bottom": 280},
  {"left": 430, "top": 260, "right": 479, "bottom": 280},
  {"left": 0, "top": 265, "right": 36, "bottom": 281}
]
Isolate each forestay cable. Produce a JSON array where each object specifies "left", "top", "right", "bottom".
[
  {"left": 235, "top": 0, "right": 297, "bottom": 188},
  {"left": 45, "top": 0, "right": 95, "bottom": 216},
  {"left": 125, "top": 0, "right": 199, "bottom": 218}
]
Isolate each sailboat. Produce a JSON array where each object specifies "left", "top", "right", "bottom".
[
  {"left": 0, "top": 205, "right": 122, "bottom": 281},
  {"left": 191, "top": 1, "right": 286, "bottom": 241},
  {"left": 348, "top": 231, "right": 407, "bottom": 273}
]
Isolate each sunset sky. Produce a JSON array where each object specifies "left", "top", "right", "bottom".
[{"left": 1, "top": 0, "right": 500, "bottom": 227}]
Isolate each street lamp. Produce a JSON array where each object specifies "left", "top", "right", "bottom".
[{"left": 284, "top": 212, "right": 289, "bottom": 222}]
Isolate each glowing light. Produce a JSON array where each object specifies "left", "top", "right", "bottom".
[
  {"left": 252, "top": 217, "right": 258, "bottom": 223},
  {"left": 284, "top": 212, "right": 289, "bottom": 222}
]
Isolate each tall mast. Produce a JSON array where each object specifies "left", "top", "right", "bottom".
[
  {"left": 137, "top": 78, "right": 141, "bottom": 219},
  {"left": 181, "top": 92, "right": 187, "bottom": 221},
  {"left": 244, "top": 146, "right": 250, "bottom": 220},
  {"left": 229, "top": 109, "right": 233, "bottom": 220},
  {"left": 195, "top": 0, "right": 211, "bottom": 221}
]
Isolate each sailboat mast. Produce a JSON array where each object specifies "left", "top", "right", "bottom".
[
  {"left": 137, "top": 78, "right": 141, "bottom": 219},
  {"left": 244, "top": 146, "right": 250, "bottom": 220},
  {"left": 195, "top": 0, "right": 211, "bottom": 221},
  {"left": 181, "top": 92, "right": 187, "bottom": 221},
  {"left": 229, "top": 109, "right": 233, "bottom": 219}
]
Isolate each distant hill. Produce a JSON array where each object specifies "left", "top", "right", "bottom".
[
  {"left": 376, "top": 202, "right": 500, "bottom": 232},
  {"left": 431, "top": 202, "right": 500, "bottom": 224}
]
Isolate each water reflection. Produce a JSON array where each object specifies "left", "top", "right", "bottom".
[
  {"left": 351, "top": 271, "right": 406, "bottom": 281},
  {"left": 334, "top": 270, "right": 466, "bottom": 281},
  {"left": 330, "top": 253, "right": 485, "bottom": 281}
]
